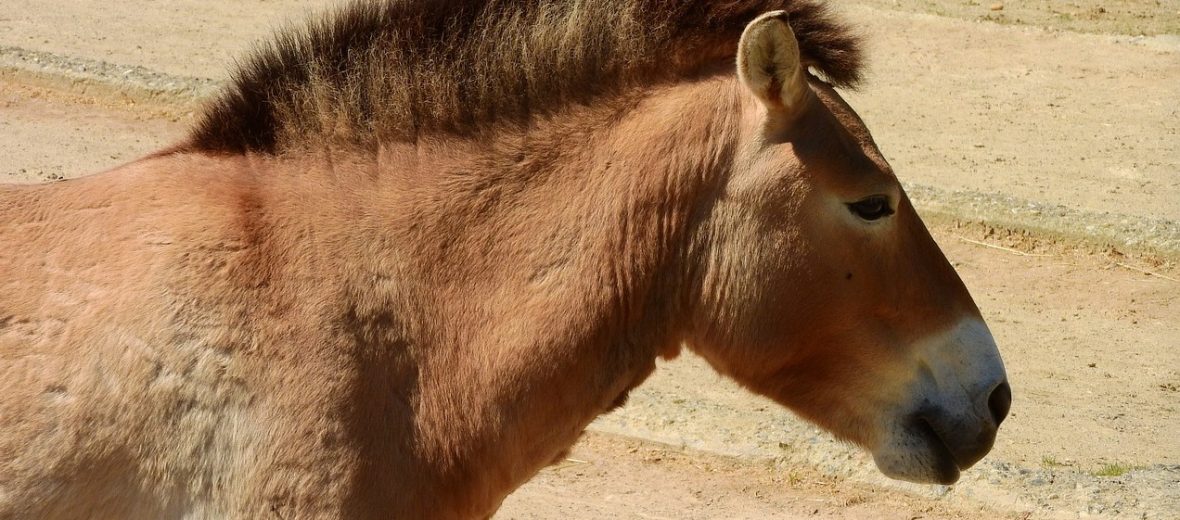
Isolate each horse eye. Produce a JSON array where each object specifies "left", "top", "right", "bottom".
[{"left": 847, "top": 196, "right": 894, "bottom": 221}]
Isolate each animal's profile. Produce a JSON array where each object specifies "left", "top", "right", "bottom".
[{"left": 0, "top": 0, "right": 1010, "bottom": 518}]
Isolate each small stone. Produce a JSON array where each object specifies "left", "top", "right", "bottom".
[{"left": 990, "top": 3, "right": 1004, "bottom": 11}]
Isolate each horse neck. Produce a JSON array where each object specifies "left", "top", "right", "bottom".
[{"left": 336, "top": 75, "right": 741, "bottom": 509}]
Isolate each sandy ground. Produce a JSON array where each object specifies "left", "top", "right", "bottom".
[
  {"left": 0, "top": 81, "right": 182, "bottom": 183},
  {"left": 498, "top": 432, "right": 1017, "bottom": 520},
  {"left": 0, "top": 1, "right": 326, "bottom": 80},
  {"left": 837, "top": 5, "right": 1180, "bottom": 223},
  {"left": 2, "top": 1, "right": 1178, "bottom": 518},
  {"left": 830, "top": 0, "right": 1180, "bottom": 36}
]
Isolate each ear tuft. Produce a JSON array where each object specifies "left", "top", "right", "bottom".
[{"left": 737, "top": 11, "right": 809, "bottom": 116}]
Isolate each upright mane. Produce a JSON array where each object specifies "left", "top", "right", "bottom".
[{"left": 188, "top": 0, "right": 862, "bottom": 154}]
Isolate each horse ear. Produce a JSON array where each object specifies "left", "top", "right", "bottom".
[{"left": 737, "top": 11, "right": 809, "bottom": 117}]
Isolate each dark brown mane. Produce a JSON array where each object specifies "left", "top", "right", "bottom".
[{"left": 188, "top": 0, "right": 862, "bottom": 154}]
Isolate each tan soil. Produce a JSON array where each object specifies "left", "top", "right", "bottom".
[
  {"left": 830, "top": 0, "right": 1180, "bottom": 37},
  {"left": 0, "top": 0, "right": 328, "bottom": 79},
  {"left": 1, "top": 1, "right": 1177, "bottom": 518},
  {"left": 498, "top": 432, "right": 1018, "bottom": 520},
  {"left": 0, "top": 79, "right": 183, "bottom": 183},
  {"left": 835, "top": 5, "right": 1180, "bottom": 223}
]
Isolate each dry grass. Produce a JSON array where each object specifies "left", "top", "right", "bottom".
[{"left": 1092, "top": 462, "right": 1137, "bottom": 477}]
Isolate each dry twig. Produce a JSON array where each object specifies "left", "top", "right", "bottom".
[
  {"left": 955, "top": 236, "right": 1051, "bottom": 257},
  {"left": 1114, "top": 262, "right": 1178, "bottom": 283}
]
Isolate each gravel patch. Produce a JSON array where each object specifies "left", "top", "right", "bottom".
[
  {"left": 906, "top": 183, "right": 1180, "bottom": 262},
  {"left": 0, "top": 45, "right": 217, "bottom": 105}
]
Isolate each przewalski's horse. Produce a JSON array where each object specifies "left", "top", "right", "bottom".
[{"left": 0, "top": 0, "right": 1010, "bottom": 518}]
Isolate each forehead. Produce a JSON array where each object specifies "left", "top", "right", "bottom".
[
  {"left": 771, "top": 78, "right": 897, "bottom": 194},
  {"left": 816, "top": 81, "right": 880, "bottom": 145}
]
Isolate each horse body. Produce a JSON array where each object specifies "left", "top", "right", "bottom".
[
  {"left": 1, "top": 2, "right": 1009, "bottom": 518},
  {"left": 1, "top": 80, "right": 725, "bottom": 517}
]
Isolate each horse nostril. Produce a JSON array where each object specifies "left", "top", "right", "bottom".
[{"left": 988, "top": 381, "right": 1012, "bottom": 427}]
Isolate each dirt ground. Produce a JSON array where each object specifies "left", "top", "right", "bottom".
[
  {"left": 830, "top": 0, "right": 1180, "bottom": 36},
  {"left": 1, "top": 1, "right": 1178, "bottom": 518},
  {"left": 498, "top": 432, "right": 1018, "bottom": 520}
]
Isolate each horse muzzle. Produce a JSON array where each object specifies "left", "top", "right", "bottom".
[{"left": 872, "top": 319, "right": 1011, "bottom": 484}]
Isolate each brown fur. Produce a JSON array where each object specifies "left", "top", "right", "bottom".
[
  {"left": 1, "top": 2, "right": 1010, "bottom": 519},
  {"left": 189, "top": 0, "right": 861, "bottom": 153}
]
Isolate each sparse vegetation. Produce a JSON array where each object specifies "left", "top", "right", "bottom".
[
  {"left": 786, "top": 469, "right": 804, "bottom": 487},
  {"left": 1092, "top": 462, "right": 1136, "bottom": 477},
  {"left": 1041, "top": 455, "right": 1065, "bottom": 468}
]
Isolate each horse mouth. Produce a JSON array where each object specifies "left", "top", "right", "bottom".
[{"left": 910, "top": 415, "right": 963, "bottom": 485}]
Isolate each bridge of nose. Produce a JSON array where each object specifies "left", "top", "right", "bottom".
[{"left": 916, "top": 318, "right": 1007, "bottom": 398}]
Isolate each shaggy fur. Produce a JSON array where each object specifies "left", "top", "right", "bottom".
[
  {"left": 189, "top": 0, "right": 861, "bottom": 153},
  {"left": 1, "top": 3, "right": 1011, "bottom": 518}
]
